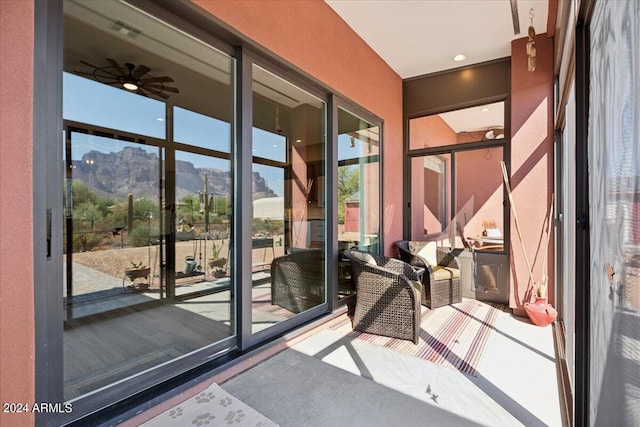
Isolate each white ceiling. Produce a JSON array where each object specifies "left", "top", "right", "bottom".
[{"left": 325, "top": 0, "right": 549, "bottom": 78}]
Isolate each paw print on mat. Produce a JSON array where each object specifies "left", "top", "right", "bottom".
[
  {"left": 225, "top": 409, "right": 245, "bottom": 424},
  {"left": 195, "top": 391, "right": 216, "bottom": 404},
  {"left": 192, "top": 412, "right": 215, "bottom": 426},
  {"left": 219, "top": 397, "right": 233, "bottom": 407},
  {"left": 168, "top": 407, "right": 183, "bottom": 419}
]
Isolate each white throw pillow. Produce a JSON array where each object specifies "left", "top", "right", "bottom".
[
  {"left": 485, "top": 228, "right": 502, "bottom": 238},
  {"left": 416, "top": 241, "right": 438, "bottom": 267},
  {"left": 351, "top": 251, "right": 377, "bottom": 265}
]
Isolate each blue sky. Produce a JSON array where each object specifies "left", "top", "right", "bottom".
[
  {"left": 64, "top": 72, "right": 286, "bottom": 195},
  {"left": 63, "top": 73, "right": 375, "bottom": 197}
]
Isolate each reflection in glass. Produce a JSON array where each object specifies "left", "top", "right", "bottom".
[
  {"left": 409, "top": 101, "right": 505, "bottom": 150},
  {"left": 63, "top": 133, "right": 163, "bottom": 304},
  {"left": 174, "top": 151, "right": 232, "bottom": 288},
  {"left": 62, "top": 0, "right": 236, "bottom": 401},
  {"left": 410, "top": 154, "right": 451, "bottom": 241},
  {"left": 251, "top": 65, "right": 326, "bottom": 332},
  {"left": 63, "top": 73, "right": 166, "bottom": 139},
  {"left": 337, "top": 108, "right": 380, "bottom": 298},
  {"left": 174, "top": 107, "right": 231, "bottom": 153},
  {"left": 453, "top": 148, "right": 505, "bottom": 252}
]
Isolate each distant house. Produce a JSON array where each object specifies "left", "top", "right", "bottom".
[{"left": 344, "top": 193, "right": 359, "bottom": 232}]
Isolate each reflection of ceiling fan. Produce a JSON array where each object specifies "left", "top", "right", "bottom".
[
  {"left": 76, "top": 58, "right": 179, "bottom": 99},
  {"left": 483, "top": 127, "right": 505, "bottom": 140}
]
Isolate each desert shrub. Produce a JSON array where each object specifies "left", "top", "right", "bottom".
[
  {"left": 72, "top": 232, "right": 103, "bottom": 252},
  {"left": 129, "top": 224, "right": 151, "bottom": 247}
]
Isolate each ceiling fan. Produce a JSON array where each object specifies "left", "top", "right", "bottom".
[{"left": 76, "top": 58, "right": 179, "bottom": 99}]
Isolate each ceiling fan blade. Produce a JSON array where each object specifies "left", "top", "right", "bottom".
[
  {"left": 74, "top": 70, "right": 99, "bottom": 77},
  {"left": 145, "top": 84, "right": 179, "bottom": 93},
  {"left": 141, "top": 76, "right": 174, "bottom": 83},
  {"left": 105, "top": 58, "right": 126, "bottom": 76},
  {"left": 79, "top": 60, "right": 100, "bottom": 69},
  {"left": 142, "top": 86, "right": 169, "bottom": 99},
  {"left": 79, "top": 60, "right": 119, "bottom": 78},
  {"left": 75, "top": 71, "right": 120, "bottom": 85},
  {"left": 132, "top": 64, "right": 151, "bottom": 79}
]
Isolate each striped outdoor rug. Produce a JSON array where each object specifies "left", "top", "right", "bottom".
[{"left": 331, "top": 299, "right": 503, "bottom": 376}]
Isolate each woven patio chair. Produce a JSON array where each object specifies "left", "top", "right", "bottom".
[
  {"left": 395, "top": 240, "right": 462, "bottom": 309},
  {"left": 343, "top": 249, "right": 422, "bottom": 344},
  {"left": 271, "top": 250, "right": 324, "bottom": 314}
]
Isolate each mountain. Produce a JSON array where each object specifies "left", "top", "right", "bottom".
[{"left": 71, "top": 147, "right": 276, "bottom": 201}]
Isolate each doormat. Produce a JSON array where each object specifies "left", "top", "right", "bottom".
[
  {"left": 331, "top": 299, "right": 503, "bottom": 376},
  {"left": 141, "top": 382, "right": 278, "bottom": 427}
]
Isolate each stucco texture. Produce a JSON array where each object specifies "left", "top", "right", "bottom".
[
  {"left": 509, "top": 34, "right": 555, "bottom": 311},
  {"left": 0, "top": 0, "right": 36, "bottom": 425}
]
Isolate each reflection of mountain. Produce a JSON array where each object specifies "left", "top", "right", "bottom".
[{"left": 71, "top": 147, "right": 276, "bottom": 200}]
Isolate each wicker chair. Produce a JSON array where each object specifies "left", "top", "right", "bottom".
[
  {"left": 394, "top": 240, "right": 462, "bottom": 309},
  {"left": 343, "top": 249, "right": 422, "bottom": 344},
  {"left": 271, "top": 250, "right": 324, "bottom": 314}
]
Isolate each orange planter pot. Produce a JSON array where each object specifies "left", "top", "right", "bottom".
[{"left": 524, "top": 297, "right": 557, "bottom": 327}]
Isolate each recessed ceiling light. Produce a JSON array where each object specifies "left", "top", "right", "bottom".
[
  {"left": 481, "top": 107, "right": 490, "bottom": 112},
  {"left": 453, "top": 54, "right": 467, "bottom": 62}
]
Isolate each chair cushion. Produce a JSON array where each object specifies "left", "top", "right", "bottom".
[
  {"left": 432, "top": 266, "right": 460, "bottom": 281},
  {"left": 412, "top": 241, "right": 438, "bottom": 267},
  {"left": 351, "top": 251, "right": 377, "bottom": 265}
]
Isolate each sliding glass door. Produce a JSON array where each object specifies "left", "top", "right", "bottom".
[
  {"left": 408, "top": 102, "right": 509, "bottom": 304},
  {"left": 250, "top": 64, "right": 327, "bottom": 333},
  {"left": 62, "top": 0, "right": 236, "bottom": 401}
]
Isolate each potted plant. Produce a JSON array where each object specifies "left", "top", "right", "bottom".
[
  {"left": 124, "top": 260, "right": 150, "bottom": 281},
  {"left": 501, "top": 163, "right": 557, "bottom": 326},
  {"left": 207, "top": 240, "right": 226, "bottom": 269}
]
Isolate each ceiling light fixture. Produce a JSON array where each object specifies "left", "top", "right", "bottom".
[
  {"left": 123, "top": 81, "right": 138, "bottom": 91},
  {"left": 121, "top": 63, "right": 141, "bottom": 91},
  {"left": 453, "top": 54, "right": 467, "bottom": 62},
  {"left": 527, "top": 9, "right": 537, "bottom": 72},
  {"left": 76, "top": 58, "right": 179, "bottom": 99}
]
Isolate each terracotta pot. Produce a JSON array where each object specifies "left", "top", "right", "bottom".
[
  {"left": 124, "top": 267, "right": 150, "bottom": 280},
  {"left": 524, "top": 297, "right": 557, "bottom": 327},
  {"left": 208, "top": 258, "right": 226, "bottom": 268}
]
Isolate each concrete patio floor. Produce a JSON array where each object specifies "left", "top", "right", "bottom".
[{"left": 118, "top": 300, "right": 564, "bottom": 427}]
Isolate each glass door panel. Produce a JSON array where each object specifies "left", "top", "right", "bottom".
[
  {"left": 251, "top": 64, "right": 327, "bottom": 332},
  {"left": 410, "top": 154, "right": 451, "bottom": 242},
  {"left": 63, "top": 132, "right": 164, "bottom": 316},
  {"left": 61, "top": 0, "right": 237, "bottom": 401},
  {"left": 454, "top": 148, "right": 505, "bottom": 250},
  {"left": 409, "top": 147, "right": 508, "bottom": 304},
  {"left": 454, "top": 147, "right": 508, "bottom": 303},
  {"left": 174, "top": 151, "right": 232, "bottom": 295},
  {"left": 337, "top": 107, "right": 380, "bottom": 299}
]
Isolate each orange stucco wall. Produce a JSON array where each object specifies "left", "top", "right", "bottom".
[
  {"left": 509, "top": 33, "right": 555, "bottom": 312},
  {"left": 0, "top": 1, "right": 36, "bottom": 426},
  {"left": 192, "top": 0, "right": 404, "bottom": 254}
]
